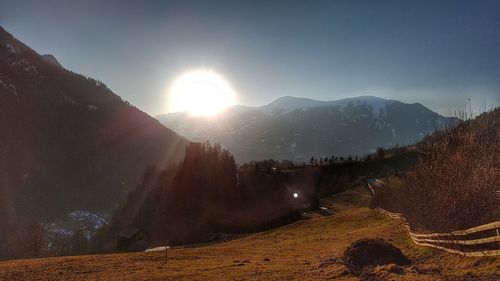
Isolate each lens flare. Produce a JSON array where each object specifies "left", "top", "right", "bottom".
[{"left": 168, "top": 69, "right": 237, "bottom": 116}]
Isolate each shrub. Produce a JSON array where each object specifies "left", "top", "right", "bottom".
[{"left": 399, "top": 108, "right": 499, "bottom": 232}]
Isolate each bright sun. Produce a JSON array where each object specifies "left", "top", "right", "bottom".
[{"left": 168, "top": 69, "right": 237, "bottom": 116}]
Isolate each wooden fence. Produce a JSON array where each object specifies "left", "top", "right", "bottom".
[
  {"left": 378, "top": 208, "right": 500, "bottom": 257},
  {"left": 366, "top": 179, "right": 500, "bottom": 257}
]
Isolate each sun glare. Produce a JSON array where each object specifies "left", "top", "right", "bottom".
[{"left": 168, "top": 69, "right": 237, "bottom": 116}]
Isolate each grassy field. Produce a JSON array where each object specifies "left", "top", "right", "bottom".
[{"left": 0, "top": 187, "right": 498, "bottom": 280}]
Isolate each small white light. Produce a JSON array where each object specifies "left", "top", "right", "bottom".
[{"left": 293, "top": 193, "right": 298, "bottom": 198}]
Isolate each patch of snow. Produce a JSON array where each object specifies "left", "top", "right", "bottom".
[
  {"left": 45, "top": 223, "right": 73, "bottom": 237},
  {"left": 145, "top": 246, "right": 169, "bottom": 252},
  {"left": 373, "top": 118, "right": 391, "bottom": 130},
  {"left": 84, "top": 230, "right": 92, "bottom": 240},
  {"left": 12, "top": 58, "right": 38, "bottom": 74},
  {"left": 391, "top": 129, "right": 396, "bottom": 138},
  {"left": 67, "top": 211, "right": 108, "bottom": 230},
  {"left": 334, "top": 96, "right": 393, "bottom": 118},
  {"left": 22, "top": 172, "right": 29, "bottom": 183},
  {"left": 64, "top": 94, "right": 76, "bottom": 104},
  {"left": 6, "top": 43, "right": 16, "bottom": 54},
  {"left": 44, "top": 211, "right": 109, "bottom": 250},
  {"left": 291, "top": 141, "right": 297, "bottom": 148},
  {"left": 87, "top": 105, "right": 98, "bottom": 111},
  {"left": 0, "top": 79, "right": 19, "bottom": 98}
]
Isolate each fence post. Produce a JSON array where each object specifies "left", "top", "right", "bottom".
[
  {"left": 496, "top": 229, "right": 499, "bottom": 248},
  {"left": 165, "top": 240, "right": 169, "bottom": 265}
]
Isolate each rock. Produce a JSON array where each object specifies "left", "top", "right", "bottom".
[
  {"left": 343, "top": 238, "right": 411, "bottom": 274},
  {"left": 263, "top": 258, "right": 270, "bottom": 262}
]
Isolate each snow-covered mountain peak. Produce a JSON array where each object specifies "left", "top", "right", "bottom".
[{"left": 258, "top": 95, "right": 394, "bottom": 116}]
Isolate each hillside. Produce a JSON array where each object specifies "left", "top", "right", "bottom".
[
  {"left": 157, "top": 96, "right": 458, "bottom": 162},
  {"left": 0, "top": 26, "right": 189, "bottom": 255},
  {"left": 376, "top": 107, "right": 500, "bottom": 232},
  {"left": 1, "top": 186, "right": 497, "bottom": 280}
]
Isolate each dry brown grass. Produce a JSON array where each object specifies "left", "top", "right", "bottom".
[
  {"left": 0, "top": 186, "right": 498, "bottom": 281},
  {"left": 398, "top": 108, "right": 499, "bottom": 232}
]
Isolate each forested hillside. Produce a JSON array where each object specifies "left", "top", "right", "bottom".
[{"left": 0, "top": 26, "right": 188, "bottom": 258}]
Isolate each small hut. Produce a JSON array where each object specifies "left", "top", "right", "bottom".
[{"left": 116, "top": 228, "right": 150, "bottom": 252}]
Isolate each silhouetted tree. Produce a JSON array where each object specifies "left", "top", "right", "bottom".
[
  {"left": 6, "top": 220, "right": 46, "bottom": 257},
  {"left": 364, "top": 155, "right": 373, "bottom": 162},
  {"left": 376, "top": 147, "right": 385, "bottom": 160},
  {"left": 70, "top": 228, "right": 88, "bottom": 254},
  {"left": 309, "top": 157, "right": 315, "bottom": 166}
]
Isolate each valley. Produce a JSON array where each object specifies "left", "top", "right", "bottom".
[{"left": 1, "top": 186, "right": 497, "bottom": 280}]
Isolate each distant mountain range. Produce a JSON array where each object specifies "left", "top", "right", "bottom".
[
  {"left": 0, "top": 26, "right": 188, "bottom": 239},
  {"left": 157, "top": 96, "right": 459, "bottom": 163}
]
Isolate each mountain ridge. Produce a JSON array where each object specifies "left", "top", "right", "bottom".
[{"left": 157, "top": 95, "right": 458, "bottom": 162}]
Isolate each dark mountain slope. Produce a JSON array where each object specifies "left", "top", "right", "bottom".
[{"left": 0, "top": 26, "right": 188, "bottom": 237}]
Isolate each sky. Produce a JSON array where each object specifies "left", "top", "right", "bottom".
[{"left": 1, "top": 0, "right": 499, "bottom": 116}]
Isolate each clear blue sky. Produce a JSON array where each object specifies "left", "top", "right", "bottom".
[{"left": 1, "top": 0, "right": 499, "bottom": 116}]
